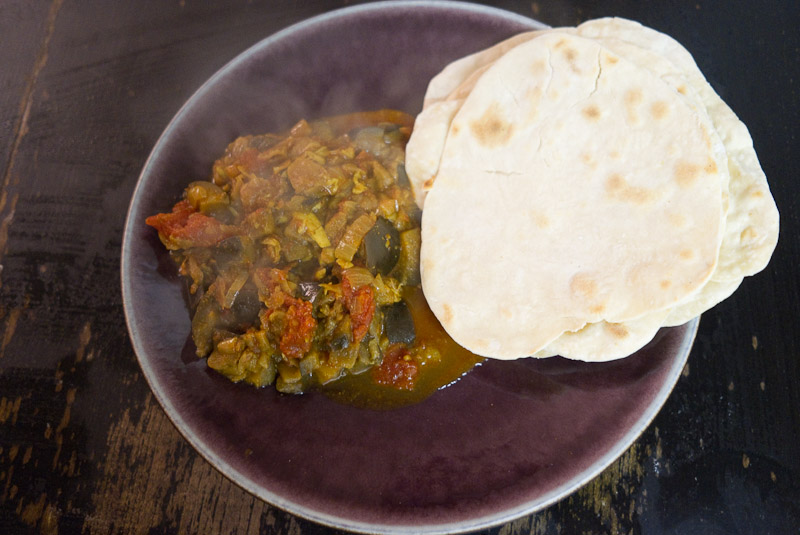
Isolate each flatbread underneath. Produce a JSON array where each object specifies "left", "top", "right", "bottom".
[{"left": 539, "top": 308, "right": 670, "bottom": 362}]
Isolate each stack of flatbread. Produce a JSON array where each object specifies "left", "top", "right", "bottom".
[{"left": 406, "top": 18, "right": 779, "bottom": 361}]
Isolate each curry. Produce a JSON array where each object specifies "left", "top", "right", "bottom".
[{"left": 146, "top": 110, "right": 482, "bottom": 404}]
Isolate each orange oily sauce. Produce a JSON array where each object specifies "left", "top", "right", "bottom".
[{"left": 321, "top": 286, "right": 485, "bottom": 409}]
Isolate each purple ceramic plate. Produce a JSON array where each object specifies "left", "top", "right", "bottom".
[{"left": 121, "top": 2, "right": 699, "bottom": 533}]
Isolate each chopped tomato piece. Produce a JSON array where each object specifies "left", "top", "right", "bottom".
[
  {"left": 145, "top": 200, "right": 233, "bottom": 249},
  {"left": 372, "top": 344, "right": 418, "bottom": 390},
  {"left": 278, "top": 298, "right": 316, "bottom": 361},
  {"left": 341, "top": 273, "right": 375, "bottom": 343}
]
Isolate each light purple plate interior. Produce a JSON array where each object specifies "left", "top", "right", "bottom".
[{"left": 121, "top": 2, "right": 699, "bottom": 533}]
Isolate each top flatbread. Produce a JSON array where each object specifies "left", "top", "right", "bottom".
[
  {"left": 420, "top": 33, "right": 726, "bottom": 359},
  {"left": 423, "top": 29, "right": 554, "bottom": 107},
  {"left": 408, "top": 29, "right": 554, "bottom": 208}
]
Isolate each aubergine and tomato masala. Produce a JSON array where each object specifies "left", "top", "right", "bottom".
[{"left": 146, "top": 110, "right": 482, "bottom": 406}]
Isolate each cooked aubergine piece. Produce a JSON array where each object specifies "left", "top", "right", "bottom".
[
  {"left": 383, "top": 300, "right": 415, "bottom": 344},
  {"left": 364, "top": 217, "right": 401, "bottom": 275}
]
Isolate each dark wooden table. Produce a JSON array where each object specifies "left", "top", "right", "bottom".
[{"left": 1, "top": 1, "right": 798, "bottom": 533}]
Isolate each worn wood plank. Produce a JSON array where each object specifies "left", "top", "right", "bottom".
[
  {"left": 0, "top": 0, "right": 59, "bottom": 294},
  {"left": 83, "top": 392, "right": 319, "bottom": 534},
  {"left": 0, "top": 1, "right": 54, "bottom": 180}
]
